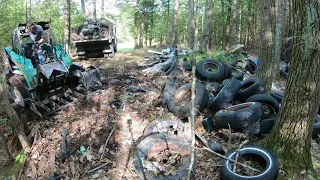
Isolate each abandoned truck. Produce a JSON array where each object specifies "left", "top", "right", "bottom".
[{"left": 72, "top": 18, "right": 117, "bottom": 59}]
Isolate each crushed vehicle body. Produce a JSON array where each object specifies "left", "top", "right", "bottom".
[
  {"left": 72, "top": 18, "right": 117, "bottom": 59},
  {"left": 2, "top": 21, "right": 102, "bottom": 117}
]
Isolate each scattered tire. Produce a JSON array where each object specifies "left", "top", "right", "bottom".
[
  {"left": 155, "top": 80, "right": 177, "bottom": 108},
  {"left": 259, "top": 117, "right": 276, "bottom": 134},
  {"left": 209, "top": 78, "right": 241, "bottom": 112},
  {"left": 208, "top": 139, "right": 225, "bottom": 154},
  {"left": 221, "top": 61, "right": 232, "bottom": 79},
  {"left": 134, "top": 134, "right": 192, "bottom": 180},
  {"left": 196, "top": 58, "right": 225, "bottom": 81},
  {"left": 162, "top": 61, "right": 177, "bottom": 75},
  {"left": 183, "top": 61, "right": 192, "bottom": 71},
  {"left": 143, "top": 118, "right": 187, "bottom": 139},
  {"left": 245, "top": 94, "right": 280, "bottom": 118},
  {"left": 202, "top": 116, "right": 217, "bottom": 132},
  {"left": 231, "top": 69, "right": 244, "bottom": 81},
  {"left": 214, "top": 102, "right": 263, "bottom": 129},
  {"left": 245, "top": 59, "right": 257, "bottom": 74},
  {"left": 168, "top": 82, "right": 209, "bottom": 119},
  {"left": 313, "top": 123, "right": 320, "bottom": 139},
  {"left": 270, "top": 91, "right": 284, "bottom": 103},
  {"left": 220, "top": 145, "right": 279, "bottom": 180},
  {"left": 235, "top": 77, "right": 265, "bottom": 102},
  {"left": 280, "top": 69, "right": 288, "bottom": 79},
  {"left": 222, "top": 79, "right": 231, "bottom": 86},
  {"left": 207, "top": 82, "right": 222, "bottom": 96}
]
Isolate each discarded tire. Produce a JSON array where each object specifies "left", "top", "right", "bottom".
[
  {"left": 209, "top": 78, "right": 241, "bottom": 112},
  {"left": 202, "top": 116, "right": 217, "bottom": 132},
  {"left": 280, "top": 69, "right": 288, "bottom": 79},
  {"left": 270, "top": 91, "right": 284, "bottom": 103},
  {"left": 259, "top": 117, "right": 275, "bottom": 134},
  {"left": 196, "top": 58, "right": 225, "bottom": 81},
  {"left": 162, "top": 61, "right": 177, "bottom": 75},
  {"left": 214, "top": 102, "right": 263, "bottom": 129},
  {"left": 231, "top": 69, "right": 244, "bottom": 81},
  {"left": 235, "top": 77, "right": 265, "bottom": 102},
  {"left": 207, "top": 82, "right": 222, "bottom": 96},
  {"left": 168, "top": 82, "right": 208, "bottom": 119},
  {"left": 220, "top": 145, "right": 279, "bottom": 180},
  {"left": 245, "top": 94, "right": 279, "bottom": 118},
  {"left": 208, "top": 139, "right": 225, "bottom": 154},
  {"left": 313, "top": 123, "right": 320, "bottom": 139},
  {"left": 221, "top": 61, "right": 232, "bottom": 79},
  {"left": 155, "top": 80, "right": 177, "bottom": 108},
  {"left": 245, "top": 59, "right": 257, "bottom": 74},
  {"left": 183, "top": 61, "right": 192, "bottom": 71},
  {"left": 222, "top": 79, "right": 231, "bottom": 86},
  {"left": 134, "top": 134, "right": 192, "bottom": 180},
  {"left": 143, "top": 118, "right": 187, "bottom": 138}
]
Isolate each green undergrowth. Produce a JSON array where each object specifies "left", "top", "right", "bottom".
[{"left": 117, "top": 47, "right": 134, "bottom": 52}]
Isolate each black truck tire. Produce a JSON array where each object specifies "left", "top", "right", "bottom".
[
  {"left": 196, "top": 58, "right": 225, "bottom": 81},
  {"left": 214, "top": 102, "right": 263, "bottom": 129},
  {"left": 168, "top": 82, "right": 208, "bottom": 119},
  {"left": 232, "top": 69, "right": 244, "bottom": 81},
  {"left": 220, "top": 145, "right": 279, "bottom": 180},
  {"left": 209, "top": 77, "right": 241, "bottom": 112},
  {"left": 270, "top": 91, "right": 284, "bottom": 103},
  {"left": 134, "top": 134, "right": 192, "bottom": 180},
  {"left": 235, "top": 77, "right": 265, "bottom": 102},
  {"left": 162, "top": 61, "right": 178, "bottom": 75},
  {"left": 155, "top": 80, "right": 177, "bottom": 108},
  {"left": 245, "top": 94, "right": 280, "bottom": 118},
  {"left": 245, "top": 59, "right": 257, "bottom": 75}
]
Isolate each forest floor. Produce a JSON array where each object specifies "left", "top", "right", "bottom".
[{"left": 1, "top": 49, "right": 320, "bottom": 180}]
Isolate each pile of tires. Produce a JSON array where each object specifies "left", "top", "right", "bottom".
[{"left": 74, "top": 18, "right": 111, "bottom": 41}]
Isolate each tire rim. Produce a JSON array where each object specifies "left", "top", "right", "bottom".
[{"left": 203, "top": 62, "right": 219, "bottom": 73}]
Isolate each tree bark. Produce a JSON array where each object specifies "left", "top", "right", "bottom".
[
  {"left": 1, "top": 91, "right": 30, "bottom": 153},
  {"left": 225, "top": 0, "right": 232, "bottom": 49},
  {"left": 264, "top": 0, "right": 320, "bottom": 175},
  {"left": 26, "top": 0, "right": 31, "bottom": 21},
  {"left": 246, "top": 0, "right": 252, "bottom": 49},
  {"left": 194, "top": 0, "right": 200, "bottom": 52},
  {"left": 64, "top": 0, "right": 71, "bottom": 55},
  {"left": 134, "top": 0, "right": 140, "bottom": 49},
  {"left": 187, "top": 0, "right": 195, "bottom": 50},
  {"left": 274, "top": 0, "right": 287, "bottom": 68},
  {"left": 230, "top": 0, "right": 237, "bottom": 46},
  {"left": 221, "top": 0, "right": 226, "bottom": 49},
  {"left": 93, "top": 0, "right": 97, "bottom": 20},
  {"left": 139, "top": 9, "right": 145, "bottom": 48},
  {"left": 169, "top": 0, "right": 179, "bottom": 46},
  {"left": 101, "top": 0, "right": 104, "bottom": 18},
  {"left": 81, "top": 0, "right": 86, "bottom": 22},
  {"left": 257, "top": 0, "right": 276, "bottom": 93},
  {"left": 201, "top": 0, "right": 214, "bottom": 53}
]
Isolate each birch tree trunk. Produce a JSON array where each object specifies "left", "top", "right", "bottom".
[
  {"left": 81, "top": 0, "right": 86, "bottom": 22},
  {"left": 64, "top": 0, "right": 71, "bottom": 54},
  {"left": 26, "top": 0, "right": 31, "bottom": 21},
  {"left": 169, "top": 0, "right": 179, "bottom": 46},
  {"left": 265, "top": 0, "right": 320, "bottom": 175}
]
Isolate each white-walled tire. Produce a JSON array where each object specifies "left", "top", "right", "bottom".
[{"left": 220, "top": 145, "right": 279, "bottom": 180}]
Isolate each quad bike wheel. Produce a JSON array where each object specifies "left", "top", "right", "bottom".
[{"left": 6, "top": 74, "right": 29, "bottom": 107}]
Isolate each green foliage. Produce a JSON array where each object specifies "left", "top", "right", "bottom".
[{"left": 15, "top": 152, "right": 26, "bottom": 164}]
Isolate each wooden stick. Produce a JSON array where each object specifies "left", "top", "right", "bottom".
[
  {"left": 100, "top": 125, "right": 117, "bottom": 160},
  {"left": 196, "top": 147, "right": 261, "bottom": 173},
  {"left": 232, "top": 140, "right": 249, "bottom": 172},
  {"left": 86, "top": 162, "right": 109, "bottom": 173}
]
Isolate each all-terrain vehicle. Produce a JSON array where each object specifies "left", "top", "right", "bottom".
[
  {"left": 2, "top": 21, "right": 102, "bottom": 117},
  {"left": 72, "top": 18, "right": 117, "bottom": 59}
]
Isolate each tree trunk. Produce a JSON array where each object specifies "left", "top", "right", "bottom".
[
  {"left": 194, "top": 0, "right": 200, "bottom": 52},
  {"left": 201, "top": 0, "right": 214, "bottom": 53},
  {"left": 139, "top": 9, "right": 145, "bottom": 48},
  {"left": 101, "top": 0, "right": 104, "bottom": 18},
  {"left": 221, "top": 0, "right": 226, "bottom": 49},
  {"left": 93, "top": 0, "right": 96, "bottom": 20},
  {"left": 81, "top": 0, "right": 86, "bottom": 22},
  {"left": 247, "top": 0, "right": 252, "bottom": 49},
  {"left": 187, "top": 0, "right": 195, "bottom": 50},
  {"left": 134, "top": 0, "right": 140, "bottom": 49},
  {"left": 166, "top": 0, "right": 170, "bottom": 44},
  {"left": 26, "top": 0, "right": 31, "bottom": 21},
  {"left": 230, "top": 0, "right": 237, "bottom": 46},
  {"left": 0, "top": 128, "right": 12, "bottom": 168},
  {"left": 64, "top": 0, "right": 71, "bottom": 55},
  {"left": 1, "top": 91, "right": 30, "bottom": 153},
  {"left": 256, "top": 0, "right": 276, "bottom": 93},
  {"left": 264, "top": 0, "right": 320, "bottom": 175},
  {"left": 169, "top": 0, "right": 179, "bottom": 46},
  {"left": 225, "top": 0, "right": 232, "bottom": 49},
  {"left": 274, "top": 0, "right": 286, "bottom": 75}
]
